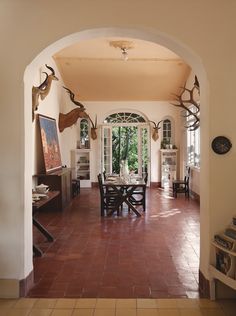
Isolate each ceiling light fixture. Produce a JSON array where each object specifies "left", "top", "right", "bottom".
[
  {"left": 121, "top": 47, "right": 128, "bottom": 61},
  {"left": 109, "top": 40, "right": 134, "bottom": 61}
]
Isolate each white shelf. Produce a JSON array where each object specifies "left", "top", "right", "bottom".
[
  {"left": 210, "top": 220, "right": 236, "bottom": 299},
  {"left": 210, "top": 265, "right": 236, "bottom": 290},
  {"left": 211, "top": 241, "right": 236, "bottom": 256},
  {"left": 160, "top": 149, "right": 177, "bottom": 188},
  {"left": 71, "top": 149, "right": 91, "bottom": 188}
]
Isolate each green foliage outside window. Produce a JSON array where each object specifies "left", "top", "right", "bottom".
[{"left": 112, "top": 126, "right": 148, "bottom": 174}]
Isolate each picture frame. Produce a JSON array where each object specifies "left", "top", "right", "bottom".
[{"left": 38, "top": 114, "right": 62, "bottom": 173}]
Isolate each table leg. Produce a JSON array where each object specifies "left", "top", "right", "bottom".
[
  {"left": 33, "top": 244, "right": 43, "bottom": 257},
  {"left": 116, "top": 187, "right": 142, "bottom": 217},
  {"left": 33, "top": 218, "right": 54, "bottom": 242}
]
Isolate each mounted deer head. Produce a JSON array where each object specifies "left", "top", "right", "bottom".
[
  {"left": 88, "top": 115, "right": 98, "bottom": 140},
  {"left": 149, "top": 120, "right": 163, "bottom": 141},
  {"left": 171, "top": 76, "right": 200, "bottom": 131},
  {"left": 32, "top": 64, "right": 59, "bottom": 121},
  {"left": 58, "top": 87, "right": 89, "bottom": 132}
]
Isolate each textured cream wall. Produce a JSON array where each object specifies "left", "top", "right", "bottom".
[{"left": 0, "top": 0, "right": 236, "bottom": 296}]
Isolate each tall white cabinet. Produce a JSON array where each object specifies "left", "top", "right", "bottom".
[
  {"left": 160, "top": 149, "right": 178, "bottom": 188},
  {"left": 71, "top": 149, "right": 91, "bottom": 187}
]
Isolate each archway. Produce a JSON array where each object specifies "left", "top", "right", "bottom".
[{"left": 24, "top": 27, "right": 209, "bottom": 296}]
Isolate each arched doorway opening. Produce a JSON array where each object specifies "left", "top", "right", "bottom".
[{"left": 24, "top": 27, "right": 208, "bottom": 296}]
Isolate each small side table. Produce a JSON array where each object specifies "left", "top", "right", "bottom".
[{"left": 33, "top": 191, "right": 60, "bottom": 257}]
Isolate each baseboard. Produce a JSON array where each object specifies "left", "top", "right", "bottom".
[
  {"left": 20, "top": 270, "right": 34, "bottom": 297},
  {"left": 0, "top": 279, "right": 19, "bottom": 298},
  {"left": 190, "top": 190, "right": 200, "bottom": 203},
  {"left": 150, "top": 182, "right": 161, "bottom": 188},
  {"left": 0, "top": 270, "right": 34, "bottom": 298},
  {"left": 199, "top": 269, "right": 210, "bottom": 298}
]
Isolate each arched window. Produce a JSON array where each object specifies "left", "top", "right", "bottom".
[
  {"left": 104, "top": 112, "right": 146, "bottom": 123},
  {"left": 162, "top": 119, "right": 171, "bottom": 144},
  {"left": 79, "top": 118, "right": 90, "bottom": 149}
]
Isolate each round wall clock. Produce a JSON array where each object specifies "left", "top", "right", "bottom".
[{"left": 211, "top": 136, "right": 232, "bottom": 155}]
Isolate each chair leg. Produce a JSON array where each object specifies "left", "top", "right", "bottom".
[{"left": 143, "top": 192, "right": 146, "bottom": 212}]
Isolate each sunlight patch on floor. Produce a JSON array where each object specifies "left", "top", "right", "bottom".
[{"left": 150, "top": 208, "right": 181, "bottom": 218}]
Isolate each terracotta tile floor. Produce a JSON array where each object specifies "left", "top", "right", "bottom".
[{"left": 29, "top": 187, "right": 200, "bottom": 298}]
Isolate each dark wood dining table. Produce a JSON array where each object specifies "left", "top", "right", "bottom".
[{"left": 103, "top": 176, "right": 146, "bottom": 217}]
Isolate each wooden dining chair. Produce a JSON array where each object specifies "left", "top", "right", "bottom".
[
  {"left": 128, "top": 174, "right": 147, "bottom": 212},
  {"left": 172, "top": 167, "right": 190, "bottom": 198},
  {"left": 97, "top": 174, "right": 120, "bottom": 216},
  {"left": 128, "top": 186, "right": 146, "bottom": 212}
]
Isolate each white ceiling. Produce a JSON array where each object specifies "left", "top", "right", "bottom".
[{"left": 53, "top": 37, "right": 190, "bottom": 101}]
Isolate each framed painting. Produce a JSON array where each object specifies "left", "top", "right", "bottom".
[{"left": 38, "top": 114, "right": 62, "bottom": 173}]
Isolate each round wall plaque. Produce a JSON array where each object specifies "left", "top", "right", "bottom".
[{"left": 211, "top": 136, "right": 232, "bottom": 155}]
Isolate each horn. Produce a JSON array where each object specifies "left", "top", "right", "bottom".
[
  {"left": 45, "top": 64, "right": 55, "bottom": 75},
  {"left": 38, "top": 72, "right": 48, "bottom": 89},
  {"left": 63, "top": 86, "right": 85, "bottom": 109},
  {"left": 149, "top": 120, "right": 157, "bottom": 128}
]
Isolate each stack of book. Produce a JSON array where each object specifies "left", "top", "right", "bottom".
[
  {"left": 214, "top": 235, "right": 233, "bottom": 250},
  {"left": 225, "top": 228, "right": 236, "bottom": 240}
]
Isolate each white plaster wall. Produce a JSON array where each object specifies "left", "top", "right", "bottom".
[{"left": 1, "top": 0, "right": 236, "bottom": 297}]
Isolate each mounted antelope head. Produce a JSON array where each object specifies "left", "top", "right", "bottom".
[
  {"left": 32, "top": 64, "right": 59, "bottom": 121},
  {"left": 171, "top": 76, "right": 200, "bottom": 131},
  {"left": 88, "top": 115, "right": 98, "bottom": 140},
  {"left": 59, "top": 87, "right": 89, "bottom": 132},
  {"left": 149, "top": 120, "right": 163, "bottom": 141}
]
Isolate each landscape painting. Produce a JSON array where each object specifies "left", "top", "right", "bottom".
[{"left": 38, "top": 114, "right": 62, "bottom": 173}]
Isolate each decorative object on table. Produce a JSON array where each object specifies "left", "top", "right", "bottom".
[
  {"left": 59, "top": 87, "right": 89, "bottom": 132},
  {"left": 119, "top": 159, "right": 129, "bottom": 179},
  {"left": 35, "top": 183, "right": 49, "bottom": 194},
  {"left": 149, "top": 120, "right": 163, "bottom": 141},
  {"left": 32, "top": 65, "right": 59, "bottom": 121},
  {"left": 171, "top": 75, "right": 200, "bottom": 131},
  {"left": 88, "top": 115, "right": 98, "bottom": 140},
  {"left": 38, "top": 114, "right": 62, "bottom": 173},
  {"left": 211, "top": 136, "right": 232, "bottom": 155}
]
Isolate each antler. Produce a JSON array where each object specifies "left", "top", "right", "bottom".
[
  {"left": 88, "top": 115, "right": 97, "bottom": 129},
  {"left": 59, "top": 87, "right": 89, "bottom": 132},
  {"left": 45, "top": 64, "right": 55, "bottom": 76},
  {"left": 88, "top": 115, "right": 98, "bottom": 140},
  {"left": 171, "top": 76, "right": 200, "bottom": 131},
  {"left": 149, "top": 120, "right": 157, "bottom": 128},
  {"left": 63, "top": 87, "right": 85, "bottom": 109},
  {"left": 38, "top": 72, "right": 49, "bottom": 90}
]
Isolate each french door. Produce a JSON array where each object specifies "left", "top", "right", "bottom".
[{"left": 101, "top": 124, "right": 150, "bottom": 185}]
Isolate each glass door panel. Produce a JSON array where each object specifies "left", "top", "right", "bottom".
[{"left": 102, "top": 126, "right": 112, "bottom": 174}]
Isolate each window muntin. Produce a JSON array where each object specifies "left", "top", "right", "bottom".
[{"left": 104, "top": 112, "right": 146, "bottom": 123}]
